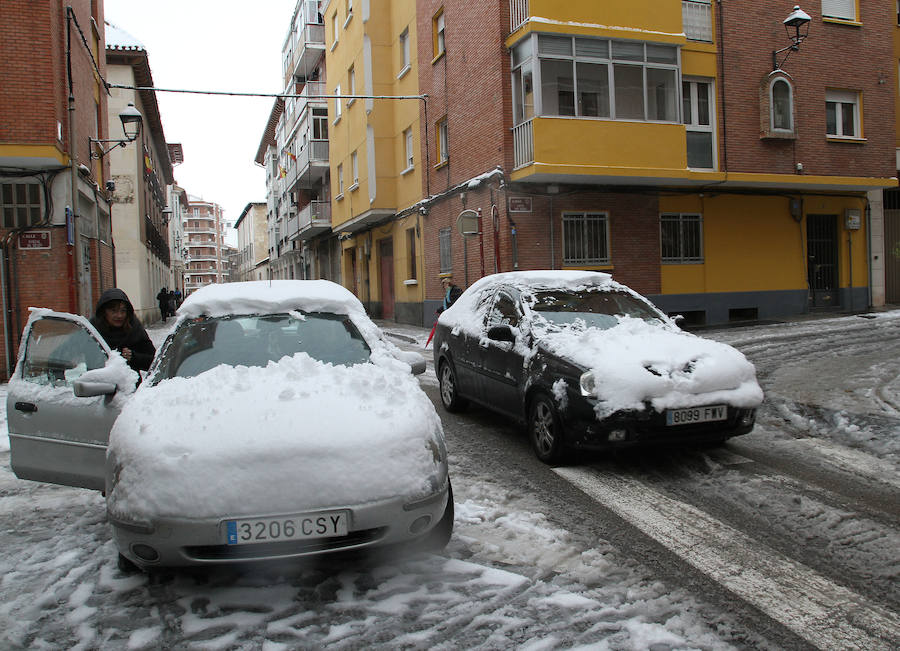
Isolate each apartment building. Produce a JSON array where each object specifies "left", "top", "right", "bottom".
[
  {"left": 259, "top": 0, "right": 337, "bottom": 283},
  {"left": 167, "top": 183, "right": 189, "bottom": 295},
  {"left": 1, "top": 1, "right": 125, "bottom": 378},
  {"left": 105, "top": 23, "right": 176, "bottom": 323},
  {"left": 183, "top": 198, "right": 228, "bottom": 294},
  {"left": 234, "top": 201, "right": 270, "bottom": 282},
  {"left": 886, "top": 9, "right": 900, "bottom": 304}
]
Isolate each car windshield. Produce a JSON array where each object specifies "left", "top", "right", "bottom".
[
  {"left": 528, "top": 288, "right": 664, "bottom": 330},
  {"left": 153, "top": 312, "right": 371, "bottom": 381}
]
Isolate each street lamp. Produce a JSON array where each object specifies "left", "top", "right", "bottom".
[
  {"left": 773, "top": 5, "right": 811, "bottom": 70},
  {"left": 89, "top": 103, "right": 143, "bottom": 159}
]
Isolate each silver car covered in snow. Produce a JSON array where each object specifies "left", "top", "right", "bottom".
[{"left": 8, "top": 280, "right": 452, "bottom": 570}]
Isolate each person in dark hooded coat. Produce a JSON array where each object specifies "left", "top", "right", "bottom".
[{"left": 90, "top": 288, "right": 156, "bottom": 372}]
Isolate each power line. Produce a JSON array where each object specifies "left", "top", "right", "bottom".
[{"left": 107, "top": 83, "right": 426, "bottom": 102}]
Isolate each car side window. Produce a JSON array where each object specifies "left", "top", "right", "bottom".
[
  {"left": 21, "top": 318, "right": 107, "bottom": 387},
  {"left": 486, "top": 292, "right": 520, "bottom": 330}
]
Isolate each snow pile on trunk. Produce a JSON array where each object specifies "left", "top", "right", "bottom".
[{"left": 107, "top": 351, "right": 443, "bottom": 520}]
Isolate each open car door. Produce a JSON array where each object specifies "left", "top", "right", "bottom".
[{"left": 7, "top": 309, "right": 135, "bottom": 491}]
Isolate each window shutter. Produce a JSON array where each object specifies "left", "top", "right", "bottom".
[{"left": 821, "top": 0, "right": 855, "bottom": 20}]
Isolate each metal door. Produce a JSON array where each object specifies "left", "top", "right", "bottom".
[
  {"left": 885, "top": 202, "right": 900, "bottom": 303},
  {"left": 379, "top": 239, "right": 394, "bottom": 319},
  {"left": 806, "top": 214, "right": 839, "bottom": 308}
]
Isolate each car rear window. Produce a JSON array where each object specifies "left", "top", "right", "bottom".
[{"left": 154, "top": 312, "right": 371, "bottom": 381}]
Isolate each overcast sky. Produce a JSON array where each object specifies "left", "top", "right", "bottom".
[{"left": 104, "top": 1, "right": 297, "bottom": 242}]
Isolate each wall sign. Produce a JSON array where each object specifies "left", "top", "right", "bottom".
[
  {"left": 18, "top": 230, "right": 51, "bottom": 250},
  {"left": 508, "top": 197, "right": 532, "bottom": 213}
]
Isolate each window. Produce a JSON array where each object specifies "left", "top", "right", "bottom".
[
  {"left": 407, "top": 227, "right": 417, "bottom": 280},
  {"left": 399, "top": 28, "right": 411, "bottom": 77},
  {"left": 562, "top": 212, "right": 609, "bottom": 265},
  {"left": 683, "top": 0, "right": 713, "bottom": 42},
  {"left": 404, "top": 128, "right": 414, "bottom": 171},
  {"left": 1, "top": 182, "right": 43, "bottom": 228},
  {"left": 439, "top": 227, "right": 452, "bottom": 273},
  {"left": 433, "top": 9, "right": 445, "bottom": 59},
  {"left": 22, "top": 318, "right": 106, "bottom": 387},
  {"left": 683, "top": 79, "right": 715, "bottom": 168},
  {"left": 511, "top": 39, "right": 535, "bottom": 125},
  {"left": 313, "top": 108, "right": 328, "bottom": 140},
  {"left": 337, "top": 163, "right": 344, "bottom": 197},
  {"left": 348, "top": 66, "right": 356, "bottom": 105},
  {"left": 771, "top": 78, "right": 793, "bottom": 131},
  {"left": 331, "top": 13, "right": 339, "bottom": 48},
  {"left": 660, "top": 213, "right": 703, "bottom": 263},
  {"left": 334, "top": 84, "right": 342, "bottom": 121},
  {"left": 826, "top": 89, "right": 860, "bottom": 138},
  {"left": 527, "top": 35, "right": 678, "bottom": 122},
  {"left": 822, "top": 0, "right": 856, "bottom": 21},
  {"left": 351, "top": 150, "right": 359, "bottom": 188},
  {"left": 437, "top": 117, "right": 449, "bottom": 164},
  {"left": 487, "top": 292, "right": 520, "bottom": 329}
]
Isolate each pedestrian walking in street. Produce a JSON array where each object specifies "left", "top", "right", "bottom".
[
  {"left": 156, "top": 287, "right": 169, "bottom": 321},
  {"left": 90, "top": 288, "right": 156, "bottom": 373},
  {"left": 167, "top": 290, "right": 177, "bottom": 317},
  {"left": 438, "top": 274, "right": 462, "bottom": 312}
]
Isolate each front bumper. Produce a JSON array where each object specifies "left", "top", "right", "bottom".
[
  {"left": 562, "top": 400, "right": 756, "bottom": 451},
  {"left": 110, "top": 482, "right": 450, "bottom": 569}
]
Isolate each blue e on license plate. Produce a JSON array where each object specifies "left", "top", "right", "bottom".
[
  {"left": 226, "top": 511, "right": 349, "bottom": 545},
  {"left": 666, "top": 404, "right": 727, "bottom": 426}
]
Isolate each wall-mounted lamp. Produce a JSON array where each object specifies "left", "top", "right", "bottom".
[
  {"left": 89, "top": 103, "right": 143, "bottom": 160},
  {"left": 773, "top": 5, "right": 811, "bottom": 70},
  {"left": 161, "top": 208, "right": 172, "bottom": 224}
]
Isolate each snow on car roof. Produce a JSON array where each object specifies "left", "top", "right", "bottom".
[
  {"left": 466, "top": 270, "right": 614, "bottom": 293},
  {"left": 178, "top": 280, "right": 365, "bottom": 318}
]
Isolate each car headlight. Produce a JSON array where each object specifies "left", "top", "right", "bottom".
[{"left": 580, "top": 370, "right": 595, "bottom": 397}]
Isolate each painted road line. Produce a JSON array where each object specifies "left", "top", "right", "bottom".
[{"left": 555, "top": 467, "right": 900, "bottom": 651}]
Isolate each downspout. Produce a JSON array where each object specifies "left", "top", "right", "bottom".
[
  {"left": 865, "top": 200, "right": 872, "bottom": 308},
  {"left": 1, "top": 246, "right": 11, "bottom": 378},
  {"left": 716, "top": 0, "right": 729, "bottom": 173}
]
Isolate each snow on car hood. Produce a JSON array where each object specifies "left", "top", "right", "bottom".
[
  {"left": 107, "top": 352, "right": 445, "bottom": 521},
  {"left": 539, "top": 317, "right": 764, "bottom": 418}
]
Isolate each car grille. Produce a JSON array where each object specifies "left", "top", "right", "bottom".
[{"left": 183, "top": 527, "right": 387, "bottom": 561}]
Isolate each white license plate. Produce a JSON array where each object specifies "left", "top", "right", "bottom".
[
  {"left": 666, "top": 405, "right": 727, "bottom": 426},
  {"left": 226, "top": 511, "right": 349, "bottom": 546}
]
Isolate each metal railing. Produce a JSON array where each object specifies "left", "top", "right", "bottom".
[
  {"left": 512, "top": 119, "right": 534, "bottom": 169},
  {"left": 683, "top": 0, "right": 713, "bottom": 42},
  {"left": 510, "top": 0, "right": 529, "bottom": 33},
  {"left": 298, "top": 200, "right": 331, "bottom": 231}
]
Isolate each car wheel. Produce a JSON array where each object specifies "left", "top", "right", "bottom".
[
  {"left": 438, "top": 361, "right": 468, "bottom": 412},
  {"left": 420, "top": 481, "right": 454, "bottom": 552},
  {"left": 528, "top": 393, "right": 566, "bottom": 464}
]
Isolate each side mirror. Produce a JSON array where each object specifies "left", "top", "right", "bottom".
[
  {"left": 487, "top": 324, "right": 516, "bottom": 342},
  {"left": 394, "top": 350, "right": 427, "bottom": 375},
  {"left": 73, "top": 379, "right": 117, "bottom": 397}
]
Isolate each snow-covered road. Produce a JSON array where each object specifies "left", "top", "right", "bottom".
[{"left": 0, "top": 310, "right": 898, "bottom": 649}]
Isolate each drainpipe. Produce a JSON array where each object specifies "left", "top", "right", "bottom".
[
  {"left": 1, "top": 246, "right": 11, "bottom": 377},
  {"left": 865, "top": 200, "right": 872, "bottom": 308}
]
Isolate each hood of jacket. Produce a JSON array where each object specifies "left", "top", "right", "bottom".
[{"left": 94, "top": 288, "right": 135, "bottom": 319}]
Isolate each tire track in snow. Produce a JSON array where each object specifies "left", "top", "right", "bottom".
[{"left": 555, "top": 466, "right": 900, "bottom": 651}]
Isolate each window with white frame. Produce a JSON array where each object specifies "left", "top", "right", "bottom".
[
  {"left": 433, "top": 9, "right": 445, "bottom": 58},
  {"left": 404, "top": 128, "right": 414, "bottom": 170},
  {"left": 822, "top": 0, "right": 856, "bottom": 21},
  {"left": 660, "top": 213, "right": 703, "bottom": 263},
  {"left": 437, "top": 117, "right": 449, "bottom": 163},
  {"left": 399, "top": 28, "right": 411, "bottom": 76},
  {"left": 683, "top": 78, "right": 715, "bottom": 168},
  {"left": 331, "top": 13, "right": 339, "bottom": 48},
  {"left": 313, "top": 108, "right": 328, "bottom": 139},
  {"left": 439, "top": 227, "right": 452, "bottom": 273},
  {"left": 334, "top": 83, "right": 342, "bottom": 121},
  {"left": 351, "top": 150, "right": 359, "bottom": 187},
  {"left": 337, "top": 163, "right": 344, "bottom": 197},
  {"left": 1, "top": 182, "right": 43, "bottom": 228},
  {"left": 562, "top": 212, "right": 609, "bottom": 265},
  {"left": 511, "top": 38, "right": 535, "bottom": 125},
  {"left": 521, "top": 35, "right": 679, "bottom": 122},
  {"left": 825, "top": 89, "right": 860, "bottom": 138},
  {"left": 770, "top": 78, "right": 793, "bottom": 132},
  {"left": 348, "top": 66, "right": 356, "bottom": 105},
  {"left": 682, "top": 0, "right": 713, "bottom": 42}
]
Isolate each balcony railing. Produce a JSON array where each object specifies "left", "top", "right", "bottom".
[
  {"left": 512, "top": 119, "right": 534, "bottom": 169},
  {"left": 298, "top": 200, "right": 330, "bottom": 232},
  {"left": 683, "top": 0, "right": 713, "bottom": 42},
  {"left": 510, "top": 0, "right": 528, "bottom": 33}
]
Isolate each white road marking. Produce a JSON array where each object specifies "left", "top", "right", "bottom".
[{"left": 556, "top": 467, "right": 900, "bottom": 651}]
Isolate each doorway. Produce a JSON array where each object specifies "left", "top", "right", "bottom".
[
  {"left": 806, "top": 214, "right": 838, "bottom": 308},
  {"left": 379, "top": 239, "right": 394, "bottom": 319}
]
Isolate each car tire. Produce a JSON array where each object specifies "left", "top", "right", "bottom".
[
  {"left": 528, "top": 392, "right": 566, "bottom": 464},
  {"left": 438, "top": 360, "right": 468, "bottom": 413}
]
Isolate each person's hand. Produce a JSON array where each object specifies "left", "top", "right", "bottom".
[{"left": 121, "top": 347, "right": 133, "bottom": 362}]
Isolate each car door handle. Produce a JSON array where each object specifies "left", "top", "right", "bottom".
[{"left": 14, "top": 402, "right": 37, "bottom": 413}]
